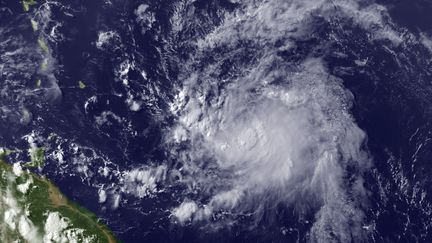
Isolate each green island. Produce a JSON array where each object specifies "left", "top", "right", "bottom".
[
  {"left": 30, "top": 19, "right": 38, "bottom": 31},
  {"left": 78, "top": 80, "right": 87, "bottom": 89},
  {"left": 0, "top": 149, "right": 119, "bottom": 243},
  {"left": 25, "top": 147, "right": 45, "bottom": 168},
  {"left": 22, "top": 0, "right": 37, "bottom": 12},
  {"left": 38, "top": 39, "right": 49, "bottom": 55}
]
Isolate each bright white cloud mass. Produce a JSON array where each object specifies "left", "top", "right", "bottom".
[{"left": 163, "top": 0, "right": 402, "bottom": 241}]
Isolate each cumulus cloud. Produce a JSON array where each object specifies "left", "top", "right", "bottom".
[
  {"left": 96, "top": 30, "right": 121, "bottom": 50},
  {"left": 172, "top": 201, "right": 199, "bottom": 224},
  {"left": 44, "top": 212, "right": 95, "bottom": 243},
  {"left": 135, "top": 4, "right": 155, "bottom": 34},
  {"left": 121, "top": 165, "right": 167, "bottom": 198},
  {"left": 0, "top": 161, "right": 96, "bottom": 242}
]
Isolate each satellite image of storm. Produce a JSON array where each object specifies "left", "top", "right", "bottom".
[{"left": 1, "top": 0, "right": 432, "bottom": 242}]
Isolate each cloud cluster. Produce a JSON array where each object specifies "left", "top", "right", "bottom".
[
  {"left": 0, "top": 163, "right": 95, "bottom": 243},
  {"left": 163, "top": 0, "right": 400, "bottom": 241}
]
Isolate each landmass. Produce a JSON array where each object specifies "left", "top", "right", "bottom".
[{"left": 0, "top": 149, "right": 119, "bottom": 243}]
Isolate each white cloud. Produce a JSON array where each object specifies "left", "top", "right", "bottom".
[
  {"left": 96, "top": 30, "right": 120, "bottom": 50},
  {"left": 44, "top": 212, "right": 94, "bottom": 243},
  {"left": 19, "top": 216, "right": 39, "bottom": 242},
  {"left": 172, "top": 201, "right": 198, "bottom": 224},
  {"left": 98, "top": 189, "right": 107, "bottom": 203},
  {"left": 44, "top": 212, "right": 69, "bottom": 242},
  {"left": 164, "top": 0, "right": 390, "bottom": 240},
  {"left": 1, "top": 182, "right": 42, "bottom": 242},
  {"left": 12, "top": 163, "right": 23, "bottom": 177},
  {"left": 122, "top": 165, "right": 167, "bottom": 198},
  {"left": 17, "top": 178, "right": 33, "bottom": 194},
  {"left": 135, "top": 4, "right": 155, "bottom": 34}
]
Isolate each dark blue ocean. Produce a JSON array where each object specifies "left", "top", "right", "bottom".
[{"left": 1, "top": 0, "right": 432, "bottom": 242}]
